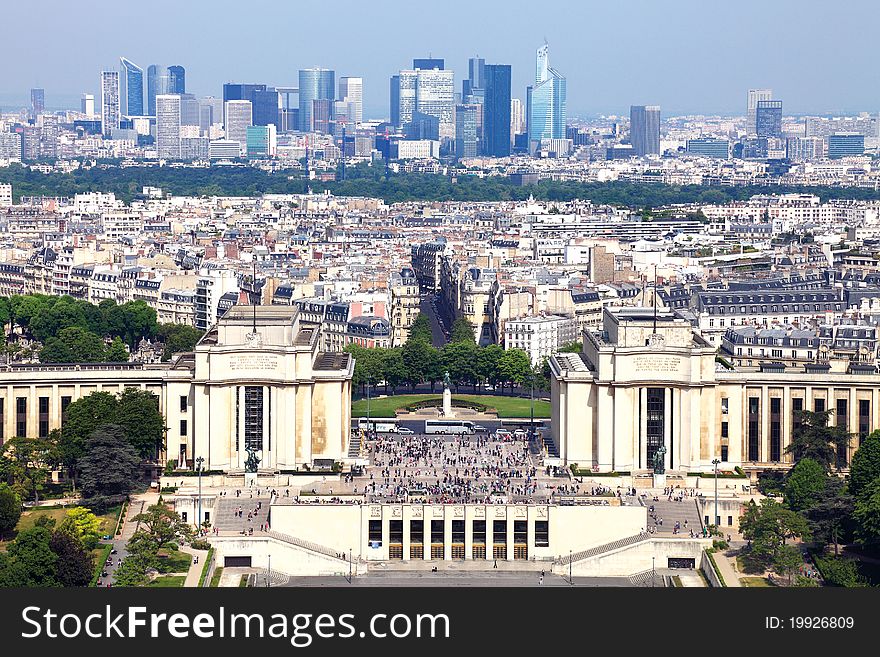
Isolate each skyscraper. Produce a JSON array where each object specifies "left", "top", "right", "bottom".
[
  {"left": 483, "top": 64, "right": 511, "bottom": 157},
  {"left": 298, "top": 68, "right": 335, "bottom": 132},
  {"left": 413, "top": 68, "right": 455, "bottom": 139},
  {"left": 755, "top": 100, "right": 783, "bottom": 138},
  {"left": 224, "top": 100, "right": 252, "bottom": 153},
  {"left": 41, "top": 115, "right": 59, "bottom": 159},
  {"left": 119, "top": 57, "right": 144, "bottom": 116},
  {"left": 222, "top": 83, "right": 267, "bottom": 104},
  {"left": 392, "top": 71, "right": 418, "bottom": 127},
  {"left": 338, "top": 77, "right": 363, "bottom": 124},
  {"left": 101, "top": 70, "right": 121, "bottom": 137},
  {"left": 311, "top": 99, "right": 333, "bottom": 134},
  {"left": 463, "top": 57, "right": 485, "bottom": 98},
  {"left": 629, "top": 105, "right": 661, "bottom": 156},
  {"left": 167, "top": 66, "right": 186, "bottom": 94},
  {"left": 179, "top": 94, "right": 200, "bottom": 127},
  {"left": 147, "top": 64, "right": 163, "bottom": 116},
  {"left": 528, "top": 42, "right": 566, "bottom": 149},
  {"left": 413, "top": 58, "right": 444, "bottom": 70},
  {"left": 252, "top": 88, "right": 280, "bottom": 127},
  {"left": 455, "top": 104, "right": 479, "bottom": 157},
  {"left": 81, "top": 93, "right": 95, "bottom": 116},
  {"left": 510, "top": 98, "right": 525, "bottom": 138},
  {"left": 156, "top": 94, "right": 182, "bottom": 159},
  {"left": 747, "top": 89, "right": 773, "bottom": 135},
  {"left": 30, "top": 88, "right": 45, "bottom": 116}
]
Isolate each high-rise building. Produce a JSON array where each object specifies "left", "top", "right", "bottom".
[
  {"left": 755, "top": 100, "right": 783, "bottom": 138},
  {"left": 413, "top": 58, "right": 444, "bottom": 70},
  {"left": 413, "top": 68, "right": 455, "bottom": 139},
  {"left": 0, "top": 133, "right": 23, "bottom": 160},
  {"left": 81, "top": 93, "right": 95, "bottom": 116},
  {"left": 405, "top": 111, "right": 440, "bottom": 140},
  {"left": 252, "top": 88, "right": 280, "bottom": 127},
  {"left": 21, "top": 126, "right": 41, "bottom": 161},
  {"left": 224, "top": 100, "right": 252, "bottom": 153},
  {"left": 311, "top": 99, "right": 333, "bottom": 134},
  {"left": 41, "top": 115, "right": 59, "bottom": 159},
  {"left": 156, "top": 94, "right": 182, "bottom": 159},
  {"left": 223, "top": 83, "right": 267, "bottom": 104},
  {"left": 686, "top": 138, "right": 730, "bottom": 159},
  {"left": 392, "top": 71, "right": 418, "bottom": 127},
  {"left": 30, "top": 88, "right": 45, "bottom": 116},
  {"left": 463, "top": 57, "right": 485, "bottom": 98},
  {"left": 179, "top": 93, "right": 200, "bottom": 127},
  {"left": 246, "top": 124, "right": 277, "bottom": 158},
  {"left": 119, "top": 57, "right": 144, "bottom": 116},
  {"left": 167, "top": 66, "right": 186, "bottom": 94},
  {"left": 786, "top": 136, "right": 824, "bottom": 162},
  {"left": 630, "top": 105, "right": 661, "bottom": 156},
  {"left": 147, "top": 64, "right": 163, "bottom": 116},
  {"left": 390, "top": 75, "right": 401, "bottom": 126},
  {"left": 528, "top": 42, "right": 566, "bottom": 148},
  {"left": 483, "top": 64, "right": 511, "bottom": 157},
  {"left": 455, "top": 104, "right": 479, "bottom": 157},
  {"left": 298, "top": 68, "right": 335, "bottom": 132},
  {"left": 828, "top": 133, "right": 865, "bottom": 159},
  {"left": 511, "top": 98, "right": 525, "bottom": 138},
  {"left": 338, "top": 77, "right": 363, "bottom": 124},
  {"left": 747, "top": 89, "right": 773, "bottom": 135},
  {"left": 101, "top": 70, "right": 121, "bottom": 137},
  {"left": 199, "top": 96, "right": 222, "bottom": 134}
]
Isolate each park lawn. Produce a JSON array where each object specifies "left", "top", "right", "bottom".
[
  {"left": 146, "top": 575, "right": 186, "bottom": 588},
  {"left": 156, "top": 548, "right": 193, "bottom": 574},
  {"left": 351, "top": 394, "right": 551, "bottom": 419},
  {"left": 741, "top": 576, "right": 775, "bottom": 587},
  {"left": 15, "top": 504, "right": 121, "bottom": 535}
]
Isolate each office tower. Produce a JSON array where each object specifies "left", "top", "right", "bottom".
[
  {"left": 81, "top": 93, "right": 95, "bottom": 116},
  {"left": 786, "top": 136, "right": 824, "bottom": 162},
  {"left": 199, "top": 96, "right": 223, "bottom": 133},
  {"left": 463, "top": 57, "right": 485, "bottom": 98},
  {"left": 224, "top": 100, "right": 252, "bottom": 153},
  {"left": 222, "top": 83, "right": 267, "bottom": 104},
  {"left": 167, "top": 66, "right": 186, "bottom": 94},
  {"left": 311, "top": 99, "right": 333, "bottom": 134},
  {"left": 21, "top": 126, "right": 41, "bottom": 160},
  {"left": 119, "top": 57, "right": 144, "bottom": 116},
  {"left": 511, "top": 98, "right": 525, "bottom": 137},
  {"left": 156, "top": 94, "right": 182, "bottom": 159},
  {"left": 686, "top": 138, "right": 730, "bottom": 158},
  {"left": 528, "top": 41, "right": 566, "bottom": 147},
  {"left": 828, "top": 133, "right": 865, "bottom": 159},
  {"left": 41, "top": 115, "right": 59, "bottom": 158},
  {"left": 747, "top": 89, "right": 773, "bottom": 135},
  {"left": 629, "top": 105, "right": 661, "bottom": 156},
  {"left": 392, "top": 71, "right": 417, "bottom": 127},
  {"left": 179, "top": 93, "right": 200, "bottom": 126},
  {"left": 755, "top": 100, "right": 783, "bottom": 138},
  {"left": 101, "top": 70, "right": 121, "bottom": 137},
  {"left": 30, "top": 88, "right": 45, "bottom": 116},
  {"left": 0, "top": 132, "right": 23, "bottom": 160},
  {"left": 413, "top": 68, "right": 455, "bottom": 139},
  {"left": 390, "top": 75, "right": 401, "bottom": 126},
  {"left": 298, "top": 68, "right": 335, "bottom": 132},
  {"left": 483, "top": 64, "right": 511, "bottom": 157},
  {"left": 252, "top": 88, "right": 280, "bottom": 127},
  {"left": 455, "top": 104, "right": 479, "bottom": 157},
  {"left": 338, "top": 77, "right": 363, "bottom": 124},
  {"left": 405, "top": 111, "right": 440, "bottom": 140},
  {"left": 246, "top": 124, "right": 277, "bottom": 157},
  {"left": 147, "top": 64, "right": 163, "bottom": 115},
  {"left": 413, "top": 58, "right": 444, "bottom": 70}
]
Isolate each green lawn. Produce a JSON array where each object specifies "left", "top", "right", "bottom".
[
  {"left": 12, "top": 504, "right": 121, "bottom": 536},
  {"left": 239, "top": 574, "right": 249, "bottom": 587},
  {"left": 741, "top": 576, "right": 775, "bottom": 587},
  {"left": 146, "top": 575, "right": 186, "bottom": 588},
  {"left": 210, "top": 567, "right": 224, "bottom": 587},
  {"left": 156, "top": 548, "right": 193, "bottom": 574},
  {"left": 351, "top": 394, "right": 551, "bottom": 419}
]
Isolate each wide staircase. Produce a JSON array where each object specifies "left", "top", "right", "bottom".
[
  {"left": 645, "top": 498, "right": 702, "bottom": 535},
  {"left": 556, "top": 532, "right": 651, "bottom": 566},
  {"left": 265, "top": 529, "right": 352, "bottom": 564},
  {"left": 542, "top": 432, "right": 560, "bottom": 458},
  {"left": 213, "top": 496, "right": 272, "bottom": 534},
  {"left": 348, "top": 431, "right": 362, "bottom": 459}
]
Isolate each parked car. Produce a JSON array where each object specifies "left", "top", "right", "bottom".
[
  {"left": 397, "top": 427, "right": 415, "bottom": 435},
  {"left": 473, "top": 425, "right": 489, "bottom": 433},
  {"left": 513, "top": 429, "right": 528, "bottom": 439}
]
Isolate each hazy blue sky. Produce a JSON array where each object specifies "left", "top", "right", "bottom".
[{"left": 2, "top": 0, "right": 878, "bottom": 117}]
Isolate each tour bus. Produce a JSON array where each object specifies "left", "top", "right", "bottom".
[
  {"left": 357, "top": 418, "right": 400, "bottom": 433},
  {"left": 424, "top": 419, "right": 476, "bottom": 435}
]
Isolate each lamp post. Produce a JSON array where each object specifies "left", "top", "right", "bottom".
[
  {"left": 349, "top": 548, "right": 352, "bottom": 584},
  {"left": 267, "top": 553, "right": 271, "bottom": 588},
  {"left": 652, "top": 556, "right": 655, "bottom": 588},
  {"left": 569, "top": 549, "right": 572, "bottom": 585},
  {"left": 712, "top": 458, "right": 721, "bottom": 532},
  {"left": 196, "top": 456, "right": 205, "bottom": 534}
]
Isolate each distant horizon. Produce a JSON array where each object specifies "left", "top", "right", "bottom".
[{"left": 2, "top": 0, "right": 880, "bottom": 120}]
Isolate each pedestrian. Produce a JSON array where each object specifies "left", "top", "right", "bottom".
[{"left": 493, "top": 559, "right": 497, "bottom": 569}]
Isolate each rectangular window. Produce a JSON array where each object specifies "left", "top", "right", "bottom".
[
  {"left": 38, "top": 396, "right": 49, "bottom": 438},
  {"left": 452, "top": 520, "right": 465, "bottom": 544},
  {"left": 836, "top": 398, "right": 848, "bottom": 467},
  {"left": 770, "top": 397, "right": 781, "bottom": 462},
  {"left": 815, "top": 398, "right": 825, "bottom": 413},
  {"left": 514, "top": 520, "right": 527, "bottom": 544},
  {"left": 61, "top": 396, "right": 72, "bottom": 424},
  {"left": 720, "top": 445, "right": 729, "bottom": 462},
  {"left": 721, "top": 421, "right": 729, "bottom": 439},
  {"left": 244, "top": 386, "right": 263, "bottom": 452},
  {"left": 389, "top": 520, "right": 403, "bottom": 544},
  {"left": 472, "top": 520, "right": 486, "bottom": 544},
  {"left": 748, "top": 397, "right": 759, "bottom": 462},
  {"left": 179, "top": 395, "right": 188, "bottom": 412},
  {"left": 430, "top": 520, "right": 444, "bottom": 544},
  {"left": 16, "top": 397, "right": 27, "bottom": 437},
  {"left": 368, "top": 520, "right": 382, "bottom": 542},
  {"left": 535, "top": 520, "right": 549, "bottom": 547},
  {"left": 859, "top": 399, "right": 871, "bottom": 445},
  {"left": 721, "top": 397, "right": 729, "bottom": 415},
  {"left": 180, "top": 420, "right": 188, "bottom": 437},
  {"left": 235, "top": 386, "right": 240, "bottom": 452},
  {"left": 792, "top": 397, "right": 803, "bottom": 437},
  {"left": 646, "top": 388, "right": 665, "bottom": 468},
  {"left": 410, "top": 520, "right": 423, "bottom": 544},
  {"left": 493, "top": 520, "right": 507, "bottom": 546}
]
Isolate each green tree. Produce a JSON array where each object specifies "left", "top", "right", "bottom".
[
  {"left": 0, "top": 435, "right": 60, "bottom": 503},
  {"left": 0, "top": 483, "right": 22, "bottom": 533},
  {"left": 401, "top": 338, "right": 436, "bottom": 390},
  {"left": 157, "top": 323, "right": 204, "bottom": 361},
  {"left": 49, "top": 530, "right": 94, "bottom": 587},
  {"left": 408, "top": 313, "right": 433, "bottom": 345},
  {"left": 739, "top": 498, "right": 810, "bottom": 563},
  {"left": 785, "top": 410, "right": 851, "bottom": 471},
  {"left": 39, "top": 326, "right": 106, "bottom": 363},
  {"left": 78, "top": 425, "right": 142, "bottom": 499},
  {"left": 106, "top": 336, "right": 129, "bottom": 362},
  {"left": 381, "top": 348, "right": 407, "bottom": 394},
  {"left": 0, "top": 526, "right": 59, "bottom": 587},
  {"left": 133, "top": 503, "right": 193, "bottom": 550},
  {"left": 58, "top": 507, "right": 101, "bottom": 544},
  {"left": 557, "top": 342, "right": 582, "bottom": 353},
  {"left": 853, "top": 478, "right": 880, "bottom": 550},
  {"left": 772, "top": 544, "right": 803, "bottom": 586},
  {"left": 496, "top": 349, "right": 532, "bottom": 393},
  {"left": 59, "top": 391, "right": 118, "bottom": 478},
  {"left": 449, "top": 317, "right": 477, "bottom": 344},
  {"left": 815, "top": 556, "right": 869, "bottom": 587},
  {"left": 784, "top": 458, "right": 827, "bottom": 512},
  {"left": 441, "top": 341, "right": 479, "bottom": 390},
  {"left": 114, "top": 531, "right": 159, "bottom": 587},
  {"left": 113, "top": 388, "right": 165, "bottom": 459},
  {"left": 849, "top": 430, "right": 880, "bottom": 500},
  {"left": 476, "top": 344, "right": 504, "bottom": 389},
  {"left": 805, "top": 477, "right": 854, "bottom": 555}
]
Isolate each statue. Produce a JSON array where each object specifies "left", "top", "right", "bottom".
[
  {"left": 652, "top": 445, "right": 667, "bottom": 475},
  {"left": 443, "top": 371, "right": 452, "bottom": 389},
  {"left": 244, "top": 448, "right": 261, "bottom": 473}
]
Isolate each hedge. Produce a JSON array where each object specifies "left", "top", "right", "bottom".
[
  {"left": 197, "top": 547, "right": 215, "bottom": 587},
  {"left": 705, "top": 549, "right": 727, "bottom": 587},
  {"left": 403, "top": 399, "right": 488, "bottom": 413},
  {"left": 90, "top": 544, "right": 113, "bottom": 587}
]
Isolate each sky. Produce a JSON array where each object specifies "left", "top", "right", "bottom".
[{"left": 1, "top": 0, "right": 879, "bottom": 118}]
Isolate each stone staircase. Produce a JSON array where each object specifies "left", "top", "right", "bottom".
[
  {"left": 629, "top": 569, "right": 664, "bottom": 587},
  {"left": 266, "top": 529, "right": 353, "bottom": 564},
  {"left": 213, "top": 497, "right": 271, "bottom": 534},
  {"left": 645, "top": 498, "right": 702, "bottom": 535},
  {"left": 556, "top": 532, "right": 652, "bottom": 566},
  {"left": 542, "top": 432, "right": 560, "bottom": 458},
  {"left": 250, "top": 568, "right": 290, "bottom": 587},
  {"left": 348, "top": 431, "right": 362, "bottom": 459}
]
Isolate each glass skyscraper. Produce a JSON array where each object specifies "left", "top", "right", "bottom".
[
  {"left": 629, "top": 105, "right": 660, "bottom": 156},
  {"left": 528, "top": 42, "right": 566, "bottom": 148},
  {"left": 455, "top": 104, "right": 479, "bottom": 157},
  {"left": 298, "top": 68, "right": 335, "bottom": 133},
  {"left": 119, "top": 57, "right": 144, "bottom": 116},
  {"left": 755, "top": 100, "right": 783, "bottom": 138},
  {"left": 147, "top": 64, "right": 163, "bottom": 116},
  {"left": 101, "top": 70, "right": 120, "bottom": 137},
  {"left": 483, "top": 64, "right": 511, "bottom": 157},
  {"left": 167, "top": 66, "right": 186, "bottom": 94}
]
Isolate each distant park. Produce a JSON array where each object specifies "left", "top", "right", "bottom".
[{"left": 351, "top": 394, "right": 551, "bottom": 419}]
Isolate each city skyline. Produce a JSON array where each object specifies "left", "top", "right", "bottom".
[{"left": 2, "top": 0, "right": 880, "bottom": 118}]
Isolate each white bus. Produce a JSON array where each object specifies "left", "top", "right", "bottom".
[
  {"left": 357, "top": 418, "right": 400, "bottom": 433},
  {"left": 424, "top": 419, "right": 475, "bottom": 435}
]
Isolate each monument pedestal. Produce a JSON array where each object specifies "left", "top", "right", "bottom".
[
  {"left": 245, "top": 472, "right": 258, "bottom": 488},
  {"left": 442, "top": 387, "right": 453, "bottom": 417},
  {"left": 653, "top": 473, "right": 666, "bottom": 489}
]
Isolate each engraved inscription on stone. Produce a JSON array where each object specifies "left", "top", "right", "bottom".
[
  {"left": 370, "top": 505, "right": 381, "bottom": 518},
  {"left": 391, "top": 506, "right": 402, "bottom": 518},
  {"left": 634, "top": 355, "right": 681, "bottom": 374},
  {"left": 230, "top": 354, "right": 280, "bottom": 371}
]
